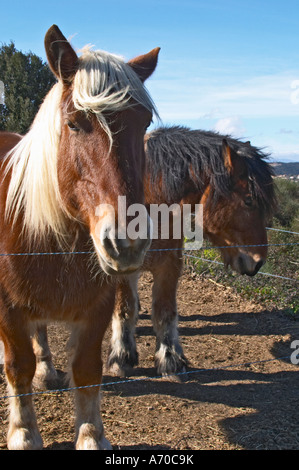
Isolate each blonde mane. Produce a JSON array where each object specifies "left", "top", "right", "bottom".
[
  {"left": 73, "top": 47, "right": 158, "bottom": 144},
  {"left": 4, "top": 47, "right": 158, "bottom": 245}
]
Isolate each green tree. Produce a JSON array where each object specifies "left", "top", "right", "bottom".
[
  {"left": 0, "top": 42, "right": 56, "bottom": 134},
  {"left": 273, "top": 178, "right": 299, "bottom": 229}
]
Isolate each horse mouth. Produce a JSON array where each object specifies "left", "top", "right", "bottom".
[
  {"left": 94, "top": 244, "right": 143, "bottom": 276},
  {"left": 99, "top": 257, "right": 140, "bottom": 275},
  {"left": 243, "top": 259, "right": 264, "bottom": 277},
  {"left": 237, "top": 256, "right": 264, "bottom": 277},
  {"left": 224, "top": 253, "right": 265, "bottom": 277}
]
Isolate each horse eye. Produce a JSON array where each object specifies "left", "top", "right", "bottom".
[
  {"left": 244, "top": 196, "right": 253, "bottom": 207},
  {"left": 67, "top": 120, "right": 80, "bottom": 132},
  {"left": 145, "top": 119, "right": 153, "bottom": 130}
]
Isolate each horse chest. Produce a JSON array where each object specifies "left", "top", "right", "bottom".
[{"left": 0, "top": 254, "right": 112, "bottom": 319}]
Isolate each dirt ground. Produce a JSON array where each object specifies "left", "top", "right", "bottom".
[{"left": 0, "top": 269, "right": 299, "bottom": 451}]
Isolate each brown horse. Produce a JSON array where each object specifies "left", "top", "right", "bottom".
[
  {"left": 33, "top": 126, "right": 276, "bottom": 383},
  {"left": 106, "top": 126, "right": 276, "bottom": 377},
  {"left": 0, "top": 25, "right": 159, "bottom": 450}
]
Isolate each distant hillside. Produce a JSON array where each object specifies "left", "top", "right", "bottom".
[{"left": 271, "top": 161, "right": 299, "bottom": 179}]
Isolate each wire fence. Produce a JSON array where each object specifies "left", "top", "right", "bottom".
[
  {"left": 0, "top": 355, "right": 292, "bottom": 401},
  {"left": 183, "top": 226, "right": 298, "bottom": 282},
  {"left": 0, "top": 228, "right": 297, "bottom": 281},
  {"left": 266, "top": 227, "right": 299, "bottom": 236},
  {"left": 0, "top": 232, "right": 296, "bottom": 281},
  {"left": 185, "top": 254, "right": 297, "bottom": 282},
  {"left": 0, "top": 241, "right": 297, "bottom": 257},
  {"left": 0, "top": 225, "right": 297, "bottom": 401}
]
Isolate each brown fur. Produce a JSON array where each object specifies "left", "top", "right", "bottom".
[
  {"left": 32, "top": 131, "right": 274, "bottom": 384},
  {"left": 0, "top": 24, "right": 159, "bottom": 450},
  {"left": 107, "top": 136, "right": 272, "bottom": 377}
]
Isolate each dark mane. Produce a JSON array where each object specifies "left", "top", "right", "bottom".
[{"left": 145, "top": 125, "right": 276, "bottom": 217}]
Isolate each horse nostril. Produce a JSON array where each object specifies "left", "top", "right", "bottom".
[
  {"left": 247, "top": 259, "right": 264, "bottom": 276},
  {"left": 102, "top": 231, "right": 119, "bottom": 257},
  {"left": 238, "top": 256, "right": 264, "bottom": 276}
]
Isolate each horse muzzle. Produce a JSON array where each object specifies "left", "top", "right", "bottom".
[
  {"left": 234, "top": 253, "right": 265, "bottom": 276},
  {"left": 92, "top": 216, "right": 152, "bottom": 275}
]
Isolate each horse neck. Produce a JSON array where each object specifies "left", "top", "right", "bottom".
[
  {"left": 0, "top": 132, "right": 22, "bottom": 158},
  {"left": 144, "top": 165, "right": 210, "bottom": 207}
]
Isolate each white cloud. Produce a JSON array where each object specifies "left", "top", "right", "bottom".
[
  {"left": 148, "top": 68, "right": 299, "bottom": 122},
  {"left": 213, "top": 116, "right": 246, "bottom": 137},
  {"left": 257, "top": 137, "right": 299, "bottom": 162},
  {"left": 278, "top": 128, "right": 294, "bottom": 134},
  {"left": 147, "top": 61, "right": 299, "bottom": 160}
]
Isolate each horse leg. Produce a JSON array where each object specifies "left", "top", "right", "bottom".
[
  {"left": 32, "top": 323, "right": 59, "bottom": 390},
  {"left": 1, "top": 305, "right": 43, "bottom": 450},
  {"left": 151, "top": 257, "right": 187, "bottom": 377},
  {"left": 69, "top": 308, "right": 113, "bottom": 450},
  {"left": 107, "top": 272, "right": 140, "bottom": 376}
]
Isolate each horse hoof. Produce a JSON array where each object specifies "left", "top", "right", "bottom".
[
  {"left": 155, "top": 351, "right": 189, "bottom": 380},
  {"left": 161, "top": 371, "right": 186, "bottom": 383},
  {"left": 76, "top": 437, "right": 111, "bottom": 450},
  {"left": 108, "top": 362, "right": 134, "bottom": 378},
  {"left": 7, "top": 428, "right": 43, "bottom": 450},
  {"left": 100, "top": 436, "right": 113, "bottom": 450},
  {"left": 76, "top": 424, "right": 112, "bottom": 450},
  {"left": 107, "top": 351, "right": 139, "bottom": 377},
  {"left": 33, "top": 369, "right": 66, "bottom": 391}
]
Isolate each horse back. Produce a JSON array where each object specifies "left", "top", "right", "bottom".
[{"left": 0, "top": 131, "right": 22, "bottom": 159}]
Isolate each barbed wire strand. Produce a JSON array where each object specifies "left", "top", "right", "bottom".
[
  {"left": 0, "top": 231, "right": 297, "bottom": 399},
  {"left": 266, "top": 227, "right": 299, "bottom": 236},
  {"left": 185, "top": 254, "right": 298, "bottom": 282},
  {"left": 0, "top": 242, "right": 297, "bottom": 258},
  {"left": 0, "top": 355, "right": 291, "bottom": 401}
]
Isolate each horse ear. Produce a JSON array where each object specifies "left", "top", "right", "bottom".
[
  {"left": 222, "top": 139, "right": 234, "bottom": 173},
  {"left": 222, "top": 139, "right": 247, "bottom": 179},
  {"left": 128, "top": 47, "right": 160, "bottom": 83},
  {"left": 44, "top": 25, "right": 79, "bottom": 83}
]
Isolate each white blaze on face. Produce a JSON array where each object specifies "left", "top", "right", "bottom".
[{"left": 92, "top": 203, "right": 117, "bottom": 265}]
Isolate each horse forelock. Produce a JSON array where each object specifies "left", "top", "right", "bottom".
[
  {"left": 234, "top": 143, "right": 277, "bottom": 218},
  {"left": 72, "top": 47, "right": 159, "bottom": 142},
  {"left": 146, "top": 126, "right": 276, "bottom": 219}
]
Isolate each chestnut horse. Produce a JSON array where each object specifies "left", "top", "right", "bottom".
[
  {"left": 107, "top": 126, "right": 276, "bottom": 377},
  {"left": 0, "top": 25, "right": 159, "bottom": 450},
  {"left": 33, "top": 126, "right": 276, "bottom": 383}
]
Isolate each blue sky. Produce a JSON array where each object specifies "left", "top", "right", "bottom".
[{"left": 1, "top": 0, "right": 299, "bottom": 161}]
